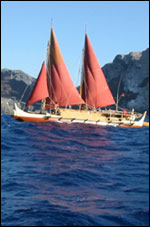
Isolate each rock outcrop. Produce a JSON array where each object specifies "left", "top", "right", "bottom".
[
  {"left": 103, "top": 48, "right": 149, "bottom": 113},
  {"left": 1, "top": 69, "right": 35, "bottom": 113}
]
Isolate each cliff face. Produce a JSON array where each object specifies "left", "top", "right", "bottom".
[
  {"left": 102, "top": 48, "right": 149, "bottom": 113},
  {"left": 1, "top": 48, "right": 149, "bottom": 114},
  {"left": 1, "top": 69, "right": 35, "bottom": 113}
]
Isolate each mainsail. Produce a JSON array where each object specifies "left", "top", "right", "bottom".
[
  {"left": 46, "top": 28, "right": 84, "bottom": 108},
  {"left": 26, "top": 62, "right": 49, "bottom": 107},
  {"left": 80, "top": 33, "right": 115, "bottom": 109}
]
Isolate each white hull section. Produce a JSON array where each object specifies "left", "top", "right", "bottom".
[{"left": 14, "top": 103, "right": 60, "bottom": 119}]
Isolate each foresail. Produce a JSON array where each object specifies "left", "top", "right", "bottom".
[
  {"left": 46, "top": 28, "right": 84, "bottom": 108},
  {"left": 26, "top": 62, "right": 49, "bottom": 107},
  {"left": 80, "top": 34, "right": 115, "bottom": 109}
]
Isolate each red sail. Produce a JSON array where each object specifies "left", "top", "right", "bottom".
[
  {"left": 26, "top": 62, "right": 49, "bottom": 107},
  {"left": 46, "top": 28, "right": 84, "bottom": 108},
  {"left": 80, "top": 34, "right": 115, "bottom": 109}
]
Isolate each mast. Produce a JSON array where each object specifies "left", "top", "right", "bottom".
[
  {"left": 116, "top": 74, "right": 123, "bottom": 110},
  {"left": 80, "top": 31, "right": 87, "bottom": 110}
]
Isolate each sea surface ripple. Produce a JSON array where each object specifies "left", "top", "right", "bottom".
[{"left": 1, "top": 114, "right": 149, "bottom": 226}]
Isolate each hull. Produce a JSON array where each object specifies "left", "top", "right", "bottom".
[{"left": 12, "top": 103, "right": 147, "bottom": 128}]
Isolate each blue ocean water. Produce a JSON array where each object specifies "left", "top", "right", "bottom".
[{"left": 1, "top": 114, "right": 149, "bottom": 226}]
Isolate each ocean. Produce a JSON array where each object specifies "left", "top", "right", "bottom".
[{"left": 1, "top": 114, "right": 149, "bottom": 226}]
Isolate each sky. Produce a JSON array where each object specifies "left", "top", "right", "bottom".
[{"left": 1, "top": 1, "right": 149, "bottom": 86}]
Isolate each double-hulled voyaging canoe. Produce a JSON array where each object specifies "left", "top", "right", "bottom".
[{"left": 12, "top": 26, "right": 148, "bottom": 128}]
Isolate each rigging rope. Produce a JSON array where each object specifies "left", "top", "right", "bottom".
[{"left": 19, "top": 84, "right": 30, "bottom": 108}]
